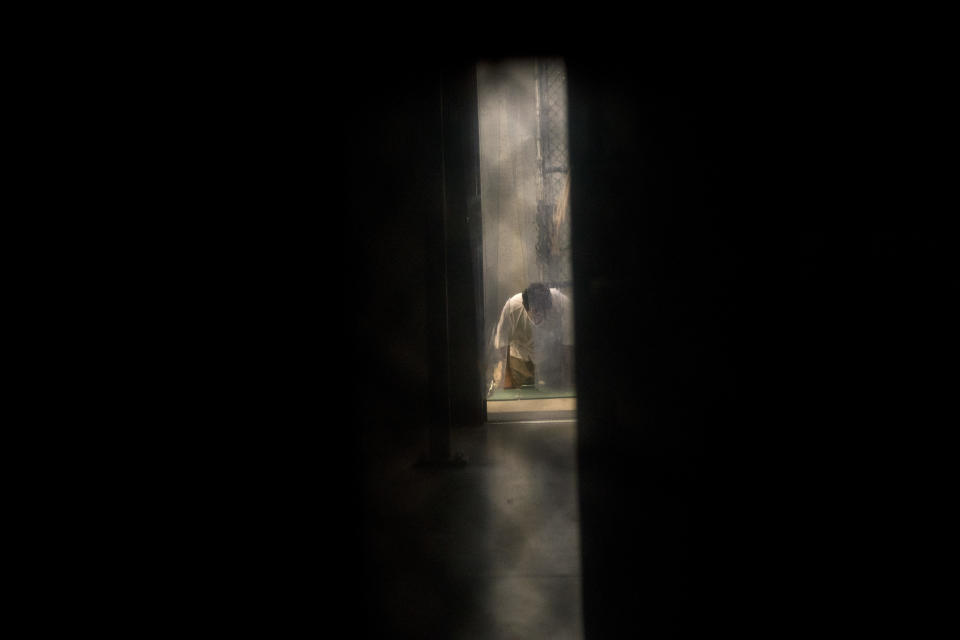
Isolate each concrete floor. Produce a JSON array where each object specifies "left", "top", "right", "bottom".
[{"left": 361, "top": 416, "right": 583, "bottom": 639}]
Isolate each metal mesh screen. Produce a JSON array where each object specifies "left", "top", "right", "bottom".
[
  {"left": 539, "top": 59, "right": 569, "bottom": 208},
  {"left": 536, "top": 58, "right": 571, "bottom": 286}
]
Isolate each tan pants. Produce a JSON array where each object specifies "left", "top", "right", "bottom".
[{"left": 504, "top": 356, "right": 535, "bottom": 388}]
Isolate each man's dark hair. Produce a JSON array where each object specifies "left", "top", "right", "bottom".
[{"left": 522, "top": 282, "right": 553, "bottom": 312}]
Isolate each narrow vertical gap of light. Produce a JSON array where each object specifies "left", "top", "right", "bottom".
[{"left": 475, "top": 56, "right": 583, "bottom": 638}]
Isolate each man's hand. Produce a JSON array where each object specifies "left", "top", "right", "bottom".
[{"left": 488, "top": 359, "right": 504, "bottom": 397}]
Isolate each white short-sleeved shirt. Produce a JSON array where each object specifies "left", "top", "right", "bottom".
[{"left": 494, "top": 288, "right": 573, "bottom": 363}]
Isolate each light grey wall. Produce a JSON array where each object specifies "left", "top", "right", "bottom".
[{"left": 477, "top": 59, "right": 542, "bottom": 348}]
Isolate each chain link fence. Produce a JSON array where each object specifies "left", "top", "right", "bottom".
[{"left": 535, "top": 58, "right": 572, "bottom": 287}]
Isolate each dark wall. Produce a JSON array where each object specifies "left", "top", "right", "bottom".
[
  {"left": 565, "top": 46, "right": 951, "bottom": 638},
  {"left": 341, "top": 66, "right": 442, "bottom": 443},
  {"left": 118, "top": 55, "right": 462, "bottom": 634},
  {"left": 567, "top": 56, "right": 743, "bottom": 638}
]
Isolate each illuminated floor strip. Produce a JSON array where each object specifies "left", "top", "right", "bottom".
[{"left": 488, "top": 418, "right": 577, "bottom": 425}]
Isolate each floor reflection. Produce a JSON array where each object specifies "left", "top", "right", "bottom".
[
  {"left": 361, "top": 417, "right": 582, "bottom": 638},
  {"left": 456, "top": 418, "right": 583, "bottom": 638}
]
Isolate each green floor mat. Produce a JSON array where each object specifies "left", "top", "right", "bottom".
[{"left": 488, "top": 387, "right": 576, "bottom": 401}]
